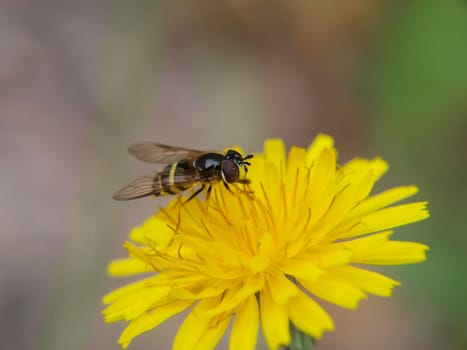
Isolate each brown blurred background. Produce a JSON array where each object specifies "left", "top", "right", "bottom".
[{"left": 1, "top": 1, "right": 466, "bottom": 349}]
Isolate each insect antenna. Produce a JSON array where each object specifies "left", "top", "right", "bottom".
[{"left": 242, "top": 154, "right": 253, "bottom": 165}]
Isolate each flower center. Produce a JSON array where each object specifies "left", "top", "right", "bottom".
[{"left": 249, "top": 234, "right": 277, "bottom": 273}]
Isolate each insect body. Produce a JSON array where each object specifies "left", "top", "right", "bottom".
[{"left": 113, "top": 143, "right": 253, "bottom": 201}]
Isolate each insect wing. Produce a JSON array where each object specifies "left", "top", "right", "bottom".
[
  {"left": 128, "top": 142, "right": 205, "bottom": 164},
  {"left": 113, "top": 172, "right": 201, "bottom": 201},
  {"left": 113, "top": 173, "right": 158, "bottom": 200}
]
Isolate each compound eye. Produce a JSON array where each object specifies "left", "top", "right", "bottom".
[{"left": 222, "top": 160, "right": 239, "bottom": 183}]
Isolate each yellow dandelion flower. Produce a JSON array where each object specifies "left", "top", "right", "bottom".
[{"left": 103, "top": 134, "right": 429, "bottom": 350}]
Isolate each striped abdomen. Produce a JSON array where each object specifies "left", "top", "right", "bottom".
[{"left": 154, "top": 159, "right": 193, "bottom": 196}]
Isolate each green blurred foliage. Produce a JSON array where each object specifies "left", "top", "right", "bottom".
[{"left": 370, "top": 0, "right": 467, "bottom": 346}]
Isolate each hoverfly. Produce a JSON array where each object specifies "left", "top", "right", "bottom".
[{"left": 113, "top": 143, "right": 253, "bottom": 201}]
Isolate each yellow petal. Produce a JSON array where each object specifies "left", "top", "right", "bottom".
[
  {"left": 173, "top": 305, "right": 211, "bottom": 350},
  {"left": 173, "top": 297, "right": 231, "bottom": 350},
  {"left": 327, "top": 265, "right": 400, "bottom": 297},
  {"left": 335, "top": 231, "right": 429, "bottom": 265},
  {"left": 193, "top": 314, "right": 232, "bottom": 350},
  {"left": 169, "top": 286, "right": 226, "bottom": 301},
  {"left": 315, "top": 173, "right": 366, "bottom": 236},
  {"left": 107, "top": 257, "right": 149, "bottom": 276},
  {"left": 306, "top": 147, "right": 337, "bottom": 228},
  {"left": 118, "top": 300, "right": 191, "bottom": 349},
  {"left": 264, "top": 138, "right": 286, "bottom": 175},
  {"left": 284, "top": 147, "right": 308, "bottom": 213},
  {"left": 341, "top": 230, "right": 393, "bottom": 246},
  {"left": 123, "top": 242, "right": 153, "bottom": 265},
  {"left": 287, "top": 289, "right": 334, "bottom": 339},
  {"left": 129, "top": 215, "right": 174, "bottom": 247},
  {"left": 299, "top": 245, "right": 352, "bottom": 268},
  {"left": 267, "top": 272, "right": 299, "bottom": 304},
  {"left": 102, "top": 276, "right": 158, "bottom": 304},
  {"left": 103, "top": 285, "right": 171, "bottom": 322},
  {"left": 352, "top": 241, "right": 429, "bottom": 265},
  {"left": 306, "top": 134, "right": 334, "bottom": 165},
  {"left": 260, "top": 288, "right": 290, "bottom": 350},
  {"left": 280, "top": 258, "right": 324, "bottom": 282},
  {"left": 334, "top": 202, "right": 430, "bottom": 239},
  {"left": 200, "top": 275, "right": 263, "bottom": 317},
  {"left": 348, "top": 185, "right": 419, "bottom": 218},
  {"left": 308, "top": 147, "right": 336, "bottom": 201},
  {"left": 340, "top": 157, "right": 388, "bottom": 182},
  {"left": 229, "top": 295, "right": 259, "bottom": 350},
  {"left": 300, "top": 276, "right": 367, "bottom": 309}
]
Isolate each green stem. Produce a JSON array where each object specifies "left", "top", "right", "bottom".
[{"left": 283, "top": 322, "right": 315, "bottom": 350}]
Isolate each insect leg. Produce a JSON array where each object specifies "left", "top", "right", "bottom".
[
  {"left": 206, "top": 185, "right": 213, "bottom": 202},
  {"left": 237, "top": 178, "right": 251, "bottom": 184},
  {"left": 186, "top": 185, "right": 205, "bottom": 202},
  {"left": 223, "top": 181, "right": 238, "bottom": 197},
  {"left": 235, "top": 179, "right": 254, "bottom": 197}
]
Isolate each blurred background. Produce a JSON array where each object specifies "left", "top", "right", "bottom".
[{"left": 1, "top": 1, "right": 466, "bottom": 349}]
